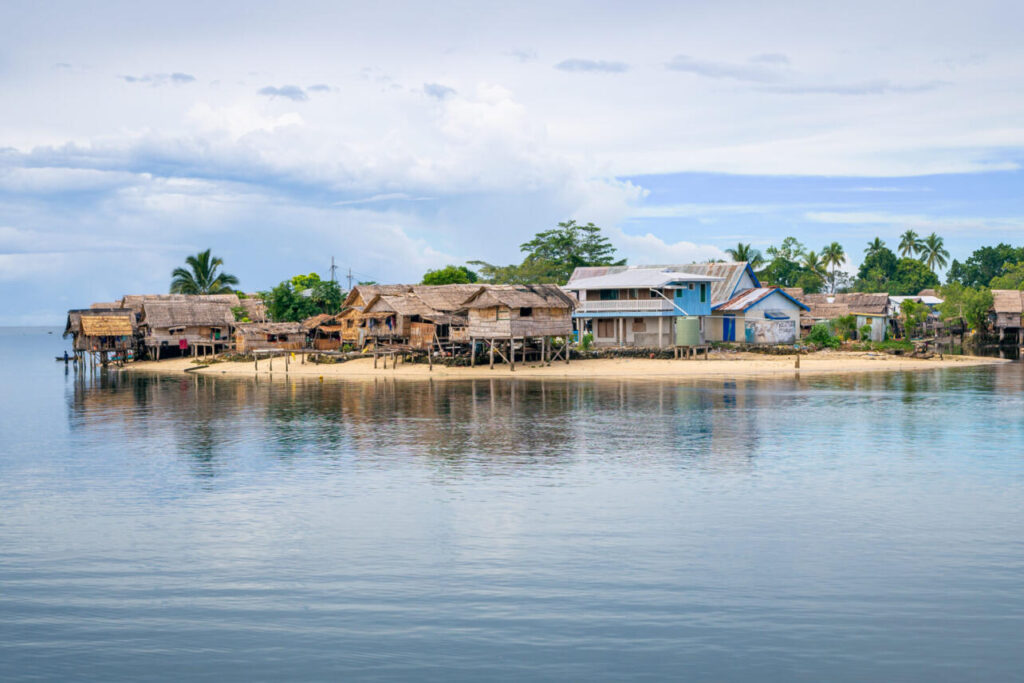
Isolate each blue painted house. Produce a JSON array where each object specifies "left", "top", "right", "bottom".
[{"left": 564, "top": 267, "right": 724, "bottom": 347}]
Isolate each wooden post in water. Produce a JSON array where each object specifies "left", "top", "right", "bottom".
[
  {"left": 489, "top": 339, "right": 494, "bottom": 369},
  {"left": 510, "top": 338, "right": 515, "bottom": 372},
  {"left": 470, "top": 338, "right": 476, "bottom": 367}
]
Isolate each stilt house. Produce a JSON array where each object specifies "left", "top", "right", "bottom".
[
  {"left": 234, "top": 322, "right": 305, "bottom": 352},
  {"left": 991, "top": 290, "right": 1024, "bottom": 343},
  {"left": 140, "top": 299, "right": 236, "bottom": 358}
]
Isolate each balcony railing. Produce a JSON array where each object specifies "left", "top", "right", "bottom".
[{"left": 576, "top": 299, "right": 676, "bottom": 313}]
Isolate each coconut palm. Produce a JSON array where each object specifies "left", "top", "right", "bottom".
[
  {"left": 898, "top": 230, "right": 922, "bottom": 258},
  {"left": 725, "top": 242, "right": 764, "bottom": 268},
  {"left": 822, "top": 241, "right": 846, "bottom": 293},
  {"left": 802, "top": 250, "right": 824, "bottom": 276},
  {"left": 170, "top": 249, "right": 239, "bottom": 294},
  {"left": 920, "top": 233, "right": 950, "bottom": 272},
  {"left": 864, "top": 237, "right": 886, "bottom": 257}
]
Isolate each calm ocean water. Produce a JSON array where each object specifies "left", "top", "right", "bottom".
[{"left": 2, "top": 327, "right": 1024, "bottom": 681}]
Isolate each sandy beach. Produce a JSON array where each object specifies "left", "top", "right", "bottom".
[{"left": 122, "top": 350, "right": 1007, "bottom": 381}]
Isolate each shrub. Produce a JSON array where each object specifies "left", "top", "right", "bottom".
[
  {"left": 579, "top": 332, "right": 594, "bottom": 350},
  {"left": 806, "top": 323, "right": 840, "bottom": 348},
  {"left": 859, "top": 323, "right": 873, "bottom": 340},
  {"left": 831, "top": 314, "right": 857, "bottom": 340}
]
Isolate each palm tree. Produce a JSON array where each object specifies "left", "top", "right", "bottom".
[
  {"left": 822, "top": 242, "right": 846, "bottom": 293},
  {"left": 725, "top": 242, "right": 764, "bottom": 268},
  {"left": 898, "top": 230, "right": 921, "bottom": 258},
  {"left": 864, "top": 237, "right": 886, "bottom": 257},
  {"left": 802, "top": 250, "right": 824, "bottom": 276},
  {"left": 170, "top": 249, "right": 239, "bottom": 294},
  {"left": 920, "top": 233, "right": 950, "bottom": 272}
]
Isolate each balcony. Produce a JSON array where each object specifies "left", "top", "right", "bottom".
[{"left": 576, "top": 299, "right": 677, "bottom": 314}]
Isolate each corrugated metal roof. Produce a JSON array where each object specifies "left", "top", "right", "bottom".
[
  {"left": 714, "top": 287, "right": 808, "bottom": 312},
  {"left": 566, "top": 268, "right": 722, "bottom": 291},
  {"left": 568, "top": 262, "right": 756, "bottom": 305}
]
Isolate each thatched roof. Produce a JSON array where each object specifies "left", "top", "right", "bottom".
[
  {"left": 122, "top": 293, "right": 241, "bottom": 315},
  {"left": 342, "top": 285, "right": 412, "bottom": 308},
  {"left": 90, "top": 302, "right": 121, "bottom": 310},
  {"left": 142, "top": 300, "right": 235, "bottom": 328},
  {"left": 80, "top": 316, "right": 134, "bottom": 336},
  {"left": 301, "top": 313, "right": 337, "bottom": 330},
  {"left": 237, "top": 296, "right": 266, "bottom": 322},
  {"left": 462, "top": 284, "right": 576, "bottom": 310},
  {"left": 801, "top": 293, "right": 889, "bottom": 315},
  {"left": 364, "top": 293, "right": 439, "bottom": 318},
  {"left": 411, "top": 284, "right": 481, "bottom": 312},
  {"left": 65, "top": 309, "right": 135, "bottom": 337},
  {"left": 235, "top": 322, "right": 304, "bottom": 337},
  {"left": 802, "top": 302, "right": 854, "bottom": 322},
  {"left": 992, "top": 290, "right": 1024, "bottom": 314}
]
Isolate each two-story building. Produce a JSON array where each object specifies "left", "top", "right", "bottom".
[{"left": 564, "top": 267, "right": 722, "bottom": 347}]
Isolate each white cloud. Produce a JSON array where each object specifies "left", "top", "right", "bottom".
[
  {"left": 613, "top": 229, "right": 728, "bottom": 264},
  {"left": 805, "top": 211, "right": 1024, "bottom": 234}
]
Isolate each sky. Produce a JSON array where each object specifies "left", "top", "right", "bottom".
[{"left": 2, "top": 0, "right": 1024, "bottom": 324}]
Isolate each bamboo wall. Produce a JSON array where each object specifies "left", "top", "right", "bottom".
[{"left": 467, "top": 306, "right": 572, "bottom": 338}]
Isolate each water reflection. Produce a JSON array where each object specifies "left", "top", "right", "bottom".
[{"left": 65, "top": 363, "right": 1024, "bottom": 482}]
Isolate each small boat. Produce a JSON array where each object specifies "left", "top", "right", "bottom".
[{"left": 55, "top": 355, "right": 77, "bottom": 362}]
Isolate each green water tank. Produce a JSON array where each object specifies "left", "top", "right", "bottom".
[{"left": 675, "top": 317, "right": 701, "bottom": 346}]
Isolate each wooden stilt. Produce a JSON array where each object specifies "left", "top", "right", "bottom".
[
  {"left": 510, "top": 338, "right": 515, "bottom": 372},
  {"left": 489, "top": 339, "right": 494, "bottom": 369},
  {"left": 471, "top": 338, "right": 476, "bottom": 367}
]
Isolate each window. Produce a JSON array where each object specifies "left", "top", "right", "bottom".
[
  {"left": 688, "top": 283, "right": 695, "bottom": 290},
  {"left": 497, "top": 307, "right": 510, "bottom": 320},
  {"left": 600, "top": 289, "right": 619, "bottom": 301},
  {"left": 630, "top": 289, "right": 639, "bottom": 299},
  {"left": 520, "top": 307, "right": 533, "bottom": 317},
  {"left": 597, "top": 319, "right": 614, "bottom": 337},
  {"left": 700, "top": 284, "right": 707, "bottom": 303},
  {"left": 480, "top": 308, "right": 497, "bottom": 321}
]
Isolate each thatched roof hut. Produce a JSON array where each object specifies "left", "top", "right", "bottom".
[
  {"left": 992, "top": 290, "right": 1024, "bottom": 333},
  {"left": 462, "top": 284, "right": 575, "bottom": 340},
  {"left": 63, "top": 308, "right": 137, "bottom": 352},
  {"left": 342, "top": 285, "right": 413, "bottom": 309},
  {"left": 234, "top": 322, "right": 305, "bottom": 351}
]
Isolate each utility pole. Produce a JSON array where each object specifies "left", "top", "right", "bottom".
[
  {"left": 347, "top": 267, "right": 354, "bottom": 291},
  {"left": 329, "top": 256, "right": 338, "bottom": 283}
]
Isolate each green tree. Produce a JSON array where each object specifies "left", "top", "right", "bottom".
[
  {"left": 946, "top": 243, "right": 1024, "bottom": 287},
  {"left": 421, "top": 265, "right": 479, "bottom": 285},
  {"left": 831, "top": 314, "right": 858, "bottom": 341},
  {"left": 900, "top": 298, "right": 930, "bottom": 338},
  {"left": 854, "top": 246, "right": 898, "bottom": 291},
  {"left": 765, "top": 236, "right": 806, "bottom": 262},
  {"left": 802, "top": 250, "right": 825, "bottom": 277},
  {"left": 889, "top": 258, "right": 940, "bottom": 295},
  {"left": 989, "top": 262, "right": 1024, "bottom": 289},
  {"left": 170, "top": 249, "right": 239, "bottom": 294},
  {"left": 262, "top": 274, "right": 344, "bottom": 322},
  {"left": 864, "top": 237, "right": 887, "bottom": 258},
  {"left": 938, "top": 283, "right": 993, "bottom": 332},
  {"left": 822, "top": 242, "right": 846, "bottom": 293},
  {"left": 920, "top": 233, "right": 950, "bottom": 272},
  {"left": 794, "top": 270, "right": 825, "bottom": 293},
  {"left": 725, "top": 243, "right": 764, "bottom": 268},
  {"left": 471, "top": 220, "right": 624, "bottom": 284},
  {"left": 898, "top": 230, "right": 922, "bottom": 258}
]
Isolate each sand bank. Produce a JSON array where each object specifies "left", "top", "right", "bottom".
[{"left": 122, "top": 350, "right": 1007, "bottom": 382}]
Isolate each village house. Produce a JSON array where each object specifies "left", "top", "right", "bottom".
[
  {"left": 462, "top": 284, "right": 575, "bottom": 366},
  {"left": 63, "top": 308, "right": 138, "bottom": 363},
  {"left": 991, "top": 290, "right": 1024, "bottom": 344},
  {"left": 139, "top": 298, "right": 236, "bottom": 358},
  {"left": 799, "top": 292, "right": 891, "bottom": 341},
  {"left": 234, "top": 322, "right": 305, "bottom": 352},
  {"left": 708, "top": 287, "right": 809, "bottom": 344},
  {"left": 564, "top": 267, "right": 721, "bottom": 347}
]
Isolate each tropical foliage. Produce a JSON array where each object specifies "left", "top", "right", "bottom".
[
  {"left": 471, "top": 220, "right": 625, "bottom": 284},
  {"left": 938, "top": 283, "right": 993, "bottom": 332},
  {"left": 725, "top": 243, "right": 764, "bottom": 268},
  {"left": 262, "top": 273, "right": 345, "bottom": 322},
  {"left": 421, "top": 265, "right": 479, "bottom": 285},
  {"left": 170, "top": 249, "right": 239, "bottom": 294},
  {"left": 946, "top": 244, "right": 1024, "bottom": 287},
  {"left": 898, "top": 230, "right": 922, "bottom": 258},
  {"left": 919, "top": 233, "right": 950, "bottom": 272}
]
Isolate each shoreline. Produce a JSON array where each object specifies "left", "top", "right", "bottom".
[{"left": 120, "top": 351, "right": 1009, "bottom": 382}]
